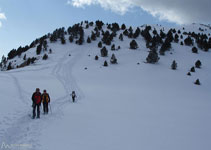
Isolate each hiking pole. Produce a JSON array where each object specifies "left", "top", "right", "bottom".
[{"left": 49, "top": 103, "right": 52, "bottom": 114}]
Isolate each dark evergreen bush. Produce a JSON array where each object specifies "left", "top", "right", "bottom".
[
  {"left": 110, "top": 54, "right": 117, "bottom": 64},
  {"left": 36, "top": 44, "right": 42, "bottom": 55},
  {"left": 146, "top": 50, "right": 160, "bottom": 63},
  {"left": 194, "top": 79, "right": 200, "bottom": 85},
  {"left": 171, "top": 60, "right": 177, "bottom": 70},
  {"left": 130, "top": 40, "right": 138, "bottom": 49},
  {"left": 190, "top": 66, "right": 195, "bottom": 72},
  {"left": 101, "top": 47, "right": 108, "bottom": 57},
  {"left": 195, "top": 60, "right": 202, "bottom": 68},
  {"left": 98, "top": 41, "right": 102, "bottom": 48},
  {"left": 103, "top": 60, "right": 108, "bottom": 67},
  {"left": 111, "top": 44, "right": 115, "bottom": 51},
  {"left": 119, "top": 33, "right": 123, "bottom": 41},
  {"left": 95, "top": 55, "right": 99, "bottom": 60},
  {"left": 187, "top": 72, "right": 191, "bottom": 76},
  {"left": 192, "top": 47, "right": 198, "bottom": 53},
  {"left": 87, "top": 36, "right": 91, "bottom": 43},
  {"left": 43, "top": 54, "right": 48, "bottom": 60}
]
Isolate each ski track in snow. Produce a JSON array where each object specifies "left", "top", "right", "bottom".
[{"left": 0, "top": 49, "right": 85, "bottom": 150}]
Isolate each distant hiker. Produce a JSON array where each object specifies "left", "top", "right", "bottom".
[
  {"left": 32, "top": 88, "right": 42, "bottom": 119},
  {"left": 42, "top": 89, "right": 50, "bottom": 114},
  {"left": 70, "top": 91, "right": 77, "bottom": 102}
]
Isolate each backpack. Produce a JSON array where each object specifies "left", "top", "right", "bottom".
[
  {"left": 34, "top": 93, "right": 41, "bottom": 104},
  {"left": 42, "top": 94, "right": 49, "bottom": 103}
]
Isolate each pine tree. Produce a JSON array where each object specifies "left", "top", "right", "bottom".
[
  {"left": 195, "top": 60, "right": 202, "bottom": 68},
  {"left": 184, "top": 36, "right": 193, "bottom": 46},
  {"left": 27, "top": 58, "right": 31, "bottom": 65},
  {"left": 130, "top": 40, "right": 138, "bottom": 49},
  {"left": 23, "top": 54, "right": 26, "bottom": 60},
  {"left": 101, "top": 47, "right": 108, "bottom": 57},
  {"left": 91, "top": 32, "right": 96, "bottom": 41},
  {"left": 190, "top": 66, "right": 195, "bottom": 72},
  {"left": 36, "top": 44, "right": 42, "bottom": 55},
  {"left": 192, "top": 47, "right": 198, "bottom": 53},
  {"left": 98, "top": 41, "right": 102, "bottom": 48},
  {"left": 194, "top": 79, "right": 200, "bottom": 85},
  {"left": 95, "top": 55, "right": 99, "bottom": 60},
  {"left": 61, "top": 37, "right": 66, "bottom": 44},
  {"left": 110, "top": 54, "right": 117, "bottom": 64},
  {"left": 119, "top": 33, "right": 123, "bottom": 41},
  {"left": 87, "top": 36, "right": 91, "bottom": 43},
  {"left": 187, "top": 72, "right": 191, "bottom": 76},
  {"left": 111, "top": 44, "right": 115, "bottom": 51},
  {"left": 146, "top": 50, "right": 160, "bottom": 63},
  {"left": 43, "top": 54, "right": 48, "bottom": 60},
  {"left": 171, "top": 60, "right": 177, "bottom": 70},
  {"left": 7, "top": 62, "right": 12, "bottom": 70},
  {"left": 121, "top": 24, "right": 126, "bottom": 30},
  {"left": 103, "top": 60, "right": 108, "bottom": 67}
]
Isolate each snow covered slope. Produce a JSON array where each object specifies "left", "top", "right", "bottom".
[{"left": 0, "top": 22, "right": 211, "bottom": 150}]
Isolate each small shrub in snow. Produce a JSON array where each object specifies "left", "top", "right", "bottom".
[
  {"left": 95, "top": 55, "right": 99, "bottom": 60},
  {"left": 111, "top": 44, "right": 115, "bottom": 51},
  {"left": 49, "top": 49, "right": 52, "bottom": 54},
  {"left": 91, "top": 32, "right": 96, "bottom": 41},
  {"left": 43, "top": 54, "right": 48, "bottom": 60},
  {"left": 192, "top": 47, "right": 198, "bottom": 53},
  {"left": 190, "top": 66, "right": 195, "bottom": 72},
  {"left": 98, "top": 41, "right": 102, "bottom": 48},
  {"left": 118, "top": 46, "right": 121, "bottom": 50},
  {"left": 171, "top": 60, "right": 177, "bottom": 70},
  {"left": 130, "top": 40, "right": 138, "bottom": 49},
  {"left": 184, "top": 36, "right": 193, "bottom": 46},
  {"left": 101, "top": 47, "right": 108, "bottom": 57},
  {"left": 119, "top": 33, "right": 123, "bottom": 41},
  {"left": 87, "top": 36, "right": 91, "bottom": 43},
  {"left": 146, "top": 50, "right": 160, "bottom": 64},
  {"left": 110, "top": 54, "right": 117, "bottom": 64},
  {"left": 103, "top": 61, "right": 108, "bottom": 67},
  {"left": 194, "top": 79, "right": 201, "bottom": 85},
  {"left": 195, "top": 60, "right": 202, "bottom": 68},
  {"left": 187, "top": 72, "right": 191, "bottom": 76},
  {"left": 180, "top": 41, "right": 184, "bottom": 45}
]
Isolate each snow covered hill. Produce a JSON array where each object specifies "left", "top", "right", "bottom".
[{"left": 0, "top": 21, "right": 211, "bottom": 150}]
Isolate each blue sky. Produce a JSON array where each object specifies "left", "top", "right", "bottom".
[{"left": 0, "top": 0, "right": 209, "bottom": 58}]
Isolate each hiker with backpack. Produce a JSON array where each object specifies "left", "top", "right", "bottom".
[
  {"left": 42, "top": 89, "right": 50, "bottom": 114},
  {"left": 70, "top": 91, "right": 77, "bottom": 102},
  {"left": 32, "top": 88, "right": 42, "bottom": 119}
]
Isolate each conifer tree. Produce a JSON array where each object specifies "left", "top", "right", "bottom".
[
  {"left": 171, "top": 60, "right": 177, "bottom": 70},
  {"left": 110, "top": 54, "right": 117, "bottom": 64}
]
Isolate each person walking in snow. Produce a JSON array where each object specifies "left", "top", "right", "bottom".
[
  {"left": 70, "top": 91, "right": 77, "bottom": 102},
  {"left": 42, "top": 89, "right": 50, "bottom": 114},
  {"left": 32, "top": 88, "right": 42, "bottom": 119}
]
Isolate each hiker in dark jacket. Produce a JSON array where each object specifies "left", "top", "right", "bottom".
[
  {"left": 41, "top": 89, "right": 50, "bottom": 114},
  {"left": 32, "top": 88, "right": 42, "bottom": 119},
  {"left": 70, "top": 91, "right": 77, "bottom": 102}
]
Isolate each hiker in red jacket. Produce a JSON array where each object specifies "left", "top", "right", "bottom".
[{"left": 32, "top": 88, "right": 42, "bottom": 119}]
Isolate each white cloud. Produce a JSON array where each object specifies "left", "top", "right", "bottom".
[
  {"left": 0, "top": 13, "right": 6, "bottom": 20},
  {"left": 0, "top": 12, "right": 6, "bottom": 28},
  {"left": 68, "top": 0, "right": 211, "bottom": 24}
]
